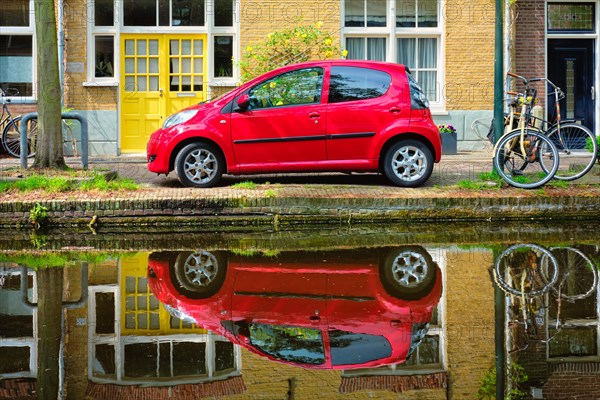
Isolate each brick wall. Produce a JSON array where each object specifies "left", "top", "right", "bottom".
[
  {"left": 63, "top": 0, "right": 117, "bottom": 111},
  {"left": 513, "top": 0, "right": 546, "bottom": 102},
  {"left": 239, "top": 0, "right": 341, "bottom": 55},
  {"left": 445, "top": 0, "right": 496, "bottom": 110}
]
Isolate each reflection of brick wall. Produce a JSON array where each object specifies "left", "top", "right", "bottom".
[
  {"left": 0, "top": 378, "right": 36, "bottom": 399},
  {"left": 339, "top": 373, "right": 446, "bottom": 393},
  {"left": 445, "top": 249, "right": 495, "bottom": 399},
  {"left": 543, "top": 363, "right": 600, "bottom": 399}
]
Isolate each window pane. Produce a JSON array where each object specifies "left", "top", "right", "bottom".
[
  {"left": 95, "top": 292, "right": 115, "bottom": 334},
  {"left": 215, "top": 341, "right": 235, "bottom": 371},
  {"left": 95, "top": 36, "right": 114, "bottom": 78},
  {"left": 124, "top": 343, "right": 157, "bottom": 378},
  {"left": 367, "top": 38, "right": 386, "bottom": 61},
  {"left": 396, "top": 0, "right": 416, "bottom": 27},
  {"left": 93, "top": 344, "right": 116, "bottom": 377},
  {"left": 330, "top": 330, "right": 392, "bottom": 366},
  {"left": 345, "top": 38, "right": 365, "bottom": 60},
  {"left": 397, "top": 38, "right": 416, "bottom": 69},
  {"left": 549, "top": 327, "right": 597, "bottom": 357},
  {"left": 159, "top": 0, "right": 169, "bottom": 26},
  {"left": 248, "top": 68, "right": 323, "bottom": 110},
  {"left": 0, "top": 35, "right": 33, "bottom": 96},
  {"left": 0, "top": 0, "right": 29, "bottom": 27},
  {"left": 367, "top": 0, "right": 387, "bottom": 27},
  {"left": 548, "top": 2, "right": 595, "bottom": 32},
  {"left": 329, "top": 66, "right": 391, "bottom": 103},
  {"left": 419, "top": 38, "right": 437, "bottom": 68},
  {"left": 345, "top": 0, "right": 364, "bottom": 27},
  {"left": 0, "top": 347, "right": 30, "bottom": 374},
  {"left": 419, "top": 71, "right": 437, "bottom": 102},
  {"left": 172, "top": 0, "right": 205, "bottom": 26},
  {"left": 418, "top": 0, "right": 438, "bottom": 27},
  {"left": 214, "top": 36, "right": 233, "bottom": 77},
  {"left": 94, "top": 0, "right": 114, "bottom": 26},
  {"left": 249, "top": 324, "right": 325, "bottom": 365},
  {"left": 215, "top": 0, "right": 233, "bottom": 26},
  {"left": 124, "top": 0, "right": 157, "bottom": 26},
  {"left": 417, "top": 336, "right": 440, "bottom": 364},
  {"left": 173, "top": 342, "right": 207, "bottom": 376}
]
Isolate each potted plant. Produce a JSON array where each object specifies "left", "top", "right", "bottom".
[{"left": 438, "top": 124, "right": 457, "bottom": 155}]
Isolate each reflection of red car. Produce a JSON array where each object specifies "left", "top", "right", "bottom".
[{"left": 148, "top": 247, "right": 443, "bottom": 370}]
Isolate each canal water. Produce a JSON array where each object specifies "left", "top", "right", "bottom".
[{"left": 0, "top": 222, "right": 599, "bottom": 399}]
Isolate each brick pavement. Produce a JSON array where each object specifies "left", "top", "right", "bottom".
[{"left": 0, "top": 151, "right": 599, "bottom": 227}]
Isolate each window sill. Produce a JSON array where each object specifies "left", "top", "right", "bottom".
[
  {"left": 430, "top": 107, "right": 448, "bottom": 116},
  {"left": 83, "top": 81, "right": 119, "bottom": 87}
]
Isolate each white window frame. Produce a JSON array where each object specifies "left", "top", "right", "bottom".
[
  {"left": 0, "top": 0, "right": 37, "bottom": 101},
  {"left": 85, "top": 0, "right": 239, "bottom": 86},
  {"left": 341, "top": 0, "right": 446, "bottom": 113}
]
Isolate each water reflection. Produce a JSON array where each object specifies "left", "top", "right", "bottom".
[
  {"left": 0, "top": 231, "right": 598, "bottom": 399},
  {"left": 490, "top": 244, "right": 600, "bottom": 399},
  {"left": 148, "top": 247, "right": 443, "bottom": 370}
]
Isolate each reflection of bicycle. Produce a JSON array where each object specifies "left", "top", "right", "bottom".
[
  {"left": 0, "top": 88, "right": 38, "bottom": 158},
  {"left": 492, "top": 243, "right": 598, "bottom": 352}
]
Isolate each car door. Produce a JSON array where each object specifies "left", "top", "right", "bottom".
[
  {"left": 230, "top": 67, "right": 327, "bottom": 171},
  {"left": 325, "top": 65, "right": 410, "bottom": 161}
]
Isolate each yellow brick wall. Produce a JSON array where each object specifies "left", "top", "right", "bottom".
[
  {"left": 444, "top": 0, "right": 496, "bottom": 110},
  {"left": 63, "top": 0, "right": 117, "bottom": 111},
  {"left": 239, "top": 0, "right": 341, "bottom": 54}
]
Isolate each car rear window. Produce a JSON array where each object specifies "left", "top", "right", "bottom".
[{"left": 328, "top": 66, "right": 392, "bottom": 103}]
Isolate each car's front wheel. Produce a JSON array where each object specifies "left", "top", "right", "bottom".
[
  {"left": 383, "top": 139, "right": 434, "bottom": 187},
  {"left": 172, "top": 250, "right": 227, "bottom": 299},
  {"left": 175, "top": 142, "right": 224, "bottom": 188}
]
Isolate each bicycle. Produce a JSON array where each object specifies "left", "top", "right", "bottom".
[
  {"left": 501, "top": 73, "right": 598, "bottom": 182},
  {"left": 492, "top": 74, "right": 560, "bottom": 189},
  {"left": 0, "top": 88, "right": 38, "bottom": 158}
]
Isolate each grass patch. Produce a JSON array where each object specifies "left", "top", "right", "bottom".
[
  {"left": 232, "top": 181, "right": 258, "bottom": 189},
  {"left": 0, "top": 170, "right": 138, "bottom": 194},
  {"left": 265, "top": 189, "right": 277, "bottom": 198},
  {"left": 547, "top": 179, "right": 570, "bottom": 189},
  {"left": 457, "top": 171, "right": 503, "bottom": 190}
]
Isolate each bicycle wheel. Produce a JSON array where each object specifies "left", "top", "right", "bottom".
[
  {"left": 493, "top": 129, "right": 559, "bottom": 189},
  {"left": 2, "top": 116, "right": 37, "bottom": 158},
  {"left": 544, "top": 123, "right": 597, "bottom": 181},
  {"left": 494, "top": 243, "right": 559, "bottom": 297},
  {"left": 548, "top": 247, "right": 598, "bottom": 301}
]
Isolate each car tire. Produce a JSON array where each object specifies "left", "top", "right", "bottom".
[
  {"left": 175, "top": 142, "right": 224, "bottom": 188},
  {"left": 383, "top": 139, "right": 434, "bottom": 187},
  {"left": 379, "top": 246, "right": 437, "bottom": 300},
  {"left": 171, "top": 250, "right": 227, "bottom": 299}
]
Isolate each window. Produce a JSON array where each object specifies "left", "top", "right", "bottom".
[
  {"left": 547, "top": 2, "right": 595, "bottom": 32},
  {"left": 249, "top": 324, "right": 325, "bottom": 365},
  {"left": 0, "top": 0, "right": 34, "bottom": 98},
  {"left": 330, "top": 331, "right": 392, "bottom": 366},
  {"left": 342, "top": 0, "right": 443, "bottom": 109},
  {"left": 87, "top": 1, "right": 238, "bottom": 84},
  {"left": 329, "top": 66, "right": 391, "bottom": 103},
  {"left": 248, "top": 67, "right": 323, "bottom": 110}
]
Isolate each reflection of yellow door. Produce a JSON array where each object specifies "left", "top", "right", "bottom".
[{"left": 120, "top": 34, "right": 207, "bottom": 153}]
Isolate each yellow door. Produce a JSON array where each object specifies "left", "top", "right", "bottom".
[{"left": 120, "top": 34, "right": 207, "bottom": 153}]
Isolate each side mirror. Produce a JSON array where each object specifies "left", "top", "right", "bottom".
[{"left": 236, "top": 94, "right": 250, "bottom": 111}]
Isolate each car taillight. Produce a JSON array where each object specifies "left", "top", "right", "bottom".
[{"left": 406, "top": 70, "right": 430, "bottom": 110}]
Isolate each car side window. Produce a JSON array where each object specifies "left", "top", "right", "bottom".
[
  {"left": 247, "top": 67, "right": 324, "bottom": 110},
  {"left": 328, "top": 66, "right": 392, "bottom": 103}
]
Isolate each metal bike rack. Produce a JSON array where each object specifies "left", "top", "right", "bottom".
[{"left": 19, "top": 112, "right": 89, "bottom": 169}]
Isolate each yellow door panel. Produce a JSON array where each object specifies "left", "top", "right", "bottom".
[{"left": 120, "top": 34, "right": 207, "bottom": 153}]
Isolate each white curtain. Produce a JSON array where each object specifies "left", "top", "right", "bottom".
[
  {"left": 419, "top": 38, "right": 437, "bottom": 101},
  {"left": 346, "top": 38, "right": 365, "bottom": 60},
  {"left": 367, "top": 38, "right": 386, "bottom": 61}
]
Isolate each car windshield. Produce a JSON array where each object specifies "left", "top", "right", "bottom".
[
  {"left": 249, "top": 324, "right": 325, "bottom": 365},
  {"left": 330, "top": 330, "right": 392, "bottom": 366}
]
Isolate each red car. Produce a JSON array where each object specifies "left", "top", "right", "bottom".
[
  {"left": 148, "top": 247, "right": 443, "bottom": 370},
  {"left": 147, "top": 60, "right": 441, "bottom": 188}
]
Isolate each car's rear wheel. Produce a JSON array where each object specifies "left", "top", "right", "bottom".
[
  {"left": 379, "top": 246, "right": 437, "bottom": 300},
  {"left": 172, "top": 250, "right": 227, "bottom": 299},
  {"left": 383, "top": 139, "right": 434, "bottom": 187},
  {"left": 175, "top": 142, "right": 224, "bottom": 188}
]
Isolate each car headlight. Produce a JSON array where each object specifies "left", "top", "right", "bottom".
[
  {"left": 163, "top": 304, "right": 197, "bottom": 325},
  {"left": 163, "top": 110, "right": 197, "bottom": 129}
]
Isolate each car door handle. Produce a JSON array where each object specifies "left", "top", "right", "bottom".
[
  {"left": 389, "top": 107, "right": 401, "bottom": 114},
  {"left": 308, "top": 112, "right": 321, "bottom": 118}
]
